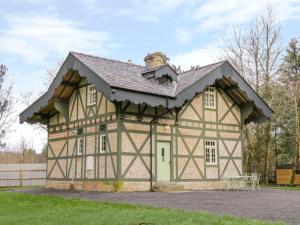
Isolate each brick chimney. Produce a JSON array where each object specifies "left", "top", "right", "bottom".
[{"left": 144, "top": 52, "right": 168, "bottom": 69}]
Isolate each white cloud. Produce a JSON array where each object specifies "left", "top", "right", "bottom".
[
  {"left": 0, "top": 14, "right": 115, "bottom": 64},
  {"left": 176, "top": 0, "right": 300, "bottom": 43},
  {"left": 81, "top": 0, "right": 188, "bottom": 22},
  {"left": 171, "top": 45, "right": 221, "bottom": 70},
  {"left": 176, "top": 28, "right": 195, "bottom": 44},
  {"left": 128, "top": 0, "right": 186, "bottom": 21}
]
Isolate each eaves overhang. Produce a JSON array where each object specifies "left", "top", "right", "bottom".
[{"left": 20, "top": 54, "right": 273, "bottom": 124}]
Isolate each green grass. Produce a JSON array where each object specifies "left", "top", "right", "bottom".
[
  {"left": 0, "top": 186, "right": 40, "bottom": 191},
  {"left": 267, "top": 185, "right": 300, "bottom": 190},
  {"left": 260, "top": 184, "right": 300, "bottom": 190},
  {"left": 0, "top": 192, "right": 287, "bottom": 225}
]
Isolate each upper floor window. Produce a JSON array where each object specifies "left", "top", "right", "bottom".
[
  {"left": 204, "top": 87, "right": 216, "bottom": 109},
  {"left": 205, "top": 140, "right": 217, "bottom": 165},
  {"left": 88, "top": 85, "right": 96, "bottom": 106}
]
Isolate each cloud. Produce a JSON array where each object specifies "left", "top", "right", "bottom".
[
  {"left": 176, "top": 28, "right": 195, "bottom": 44},
  {"left": 171, "top": 45, "right": 221, "bottom": 70},
  {"left": 0, "top": 14, "right": 115, "bottom": 64},
  {"left": 176, "top": 0, "right": 300, "bottom": 43},
  {"left": 80, "top": 0, "right": 188, "bottom": 22}
]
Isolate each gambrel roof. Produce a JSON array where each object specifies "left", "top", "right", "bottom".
[{"left": 20, "top": 51, "right": 273, "bottom": 124}]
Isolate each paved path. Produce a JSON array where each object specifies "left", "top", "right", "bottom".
[{"left": 19, "top": 188, "right": 299, "bottom": 224}]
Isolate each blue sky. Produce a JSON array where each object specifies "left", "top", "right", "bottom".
[{"left": 1, "top": 0, "right": 300, "bottom": 151}]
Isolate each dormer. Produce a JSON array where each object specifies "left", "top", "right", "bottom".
[{"left": 142, "top": 52, "right": 178, "bottom": 84}]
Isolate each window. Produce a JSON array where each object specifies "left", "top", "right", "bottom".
[
  {"left": 100, "top": 134, "right": 107, "bottom": 152},
  {"left": 88, "top": 85, "right": 96, "bottom": 106},
  {"left": 78, "top": 138, "right": 84, "bottom": 155},
  {"left": 205, "top": 140, "right": 217, "bottom": 165},
  {"left": 204, "top": 87, "right": 216, "bottom": 108}
]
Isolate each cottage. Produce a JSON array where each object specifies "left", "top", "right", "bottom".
[{"left": 20, "top": 51, "right": 272, "bottom": 192}]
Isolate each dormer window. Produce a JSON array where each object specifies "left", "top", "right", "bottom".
[
  {"left": 141, "top": 64, "right": 178, "bottom": 87},
  {"left": 88, "top": 85, "right": 96, "bottom": 106},
  {"left": 158, "top": 75, "right": 172, "bottom": 86}
]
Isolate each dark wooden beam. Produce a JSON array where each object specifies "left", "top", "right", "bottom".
[
  {"left": 241, "top": 102, "right": 253, "bottom": 124},
  {"left": 224, "top": 83, "right": 239, "bottom": 91},
  {"left": 61, "top": 80, "right": 79, "bottom": 88},
  {"left": 53, "top": 100, "right": 69, "bottom": 122}
]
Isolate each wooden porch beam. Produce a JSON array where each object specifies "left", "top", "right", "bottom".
[
  {"left": 53, "top": 100, "right": 69, "bottom": 122},
  {"left": 60, "top": 80, "right": 79, "bottom": 88}
]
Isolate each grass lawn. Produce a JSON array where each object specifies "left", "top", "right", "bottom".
[
  {"left": 261, "top": 185, "right": 300, "bottom": 190},
  {"left": 0, "top": 192, "right": 287, "bottom": 225}
]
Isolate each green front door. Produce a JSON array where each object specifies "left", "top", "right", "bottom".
[{"left": 157, "top": 142, "right": 170, "bottom": 181}]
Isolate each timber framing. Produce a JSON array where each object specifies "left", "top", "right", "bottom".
[{"left": 19, "top": 51, "right": 272, "bottom": 191}]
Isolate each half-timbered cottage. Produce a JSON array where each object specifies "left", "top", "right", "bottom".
[{"left": 20, "top": 51, "right": 272, "bottom": 192}]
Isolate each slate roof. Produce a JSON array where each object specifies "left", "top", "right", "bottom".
[
  {"left": 72, "top": 52, "right": 176, "bottom": 97},
  {"left": 71, "top": 52, "right": 225, "bottom": 97},
  {"left": 19, "top": 51, "right": 273, "bottom": 124},
  {"left": 176, "top": 61, "right": 225, "bottom": 95}
]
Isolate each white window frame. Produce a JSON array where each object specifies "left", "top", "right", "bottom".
[
  {"left": 100, "top": 134, "right": 107, "bottom": 153},
  {"left": 204, "top": 87, "right": 216, "bottom": 109},
  {"left": 77, "top": 137, "right": 84, "bottom": 155},
  {"left": 87, "top": 85, "right": 97, "bottom": 106},
  {"left": 205, "top": 140, "right": 217, "bottom": 165}
]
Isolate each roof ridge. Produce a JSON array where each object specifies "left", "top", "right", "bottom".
[
  {"left": 179, "top": 60, "right": 227, "bottom": 75},
  {"left": 70, "top": 51, "right": 145, "bottom": 68}
]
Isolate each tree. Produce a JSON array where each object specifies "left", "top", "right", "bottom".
[
  {"left": 44, "top": 60, "right": 63, "bottom": 88},
  {"left": 41, "top": 143, "right": 48, "bottom": 158},
  {"left": 0, "top": 65, "right": 13, "bottom": 149},
  {"left": 20, "top": 60, "right": 63, "bottom": 129},
  {"left": 280, "top": 38, "right": 300, "bottom": 167},
  {"left": 222, "top": 6, "right": 282, "bottom": 182},
  {"left": 19, "top": 136, "right": 36, "bottom": 163}
]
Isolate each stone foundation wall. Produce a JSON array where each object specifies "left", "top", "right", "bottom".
[
  {"left": 45, "top": 180, "right": 116, "bottom": 192},
  {"left": 177, "top": 181, "right": 223, "bottom": 190},
  {"left": 45, "top": 180, "right": 223, "bottom": 192}
]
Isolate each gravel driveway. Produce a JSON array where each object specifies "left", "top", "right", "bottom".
[{"left": 19, "top": 188, "right": 299, "bottom": 224}]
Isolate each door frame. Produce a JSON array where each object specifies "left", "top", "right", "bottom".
[{"left": 156, "top": 141, "right": 172, "bottom": 181}]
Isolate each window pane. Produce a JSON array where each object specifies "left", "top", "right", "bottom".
[
  {"left": 211, "top": 149, "right": 215, "bottom": 163},
  {"left": 204, "top": 87, "right": 215, "bottom": 108},
  {"left": 204, "top": 94, "right": 209, "bottom": 107},
  {"left": 205, "top": 148, "right": 210, "bottom": 163},
  {"left": 88, "top": 85, "right": 96, "bottom": 105},
  {"left": 100, "top": 135, "right": 107, "bottom": 152},
  {"left": 205, "top": 140, "right": 217, "bottom": 164},
  {"left": 78, "top": 138, "right": 83, "bottom": 154}
]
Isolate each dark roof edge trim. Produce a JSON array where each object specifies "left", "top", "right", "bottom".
[
  {"left": 20, "top": 53, "right": 112, "bottom": 123},
  {"left": 170, "top": 62, "right": 273, "bottom": 119},
  {"left": 20, "top": 57, "right": 272, "bottom": 124}
]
